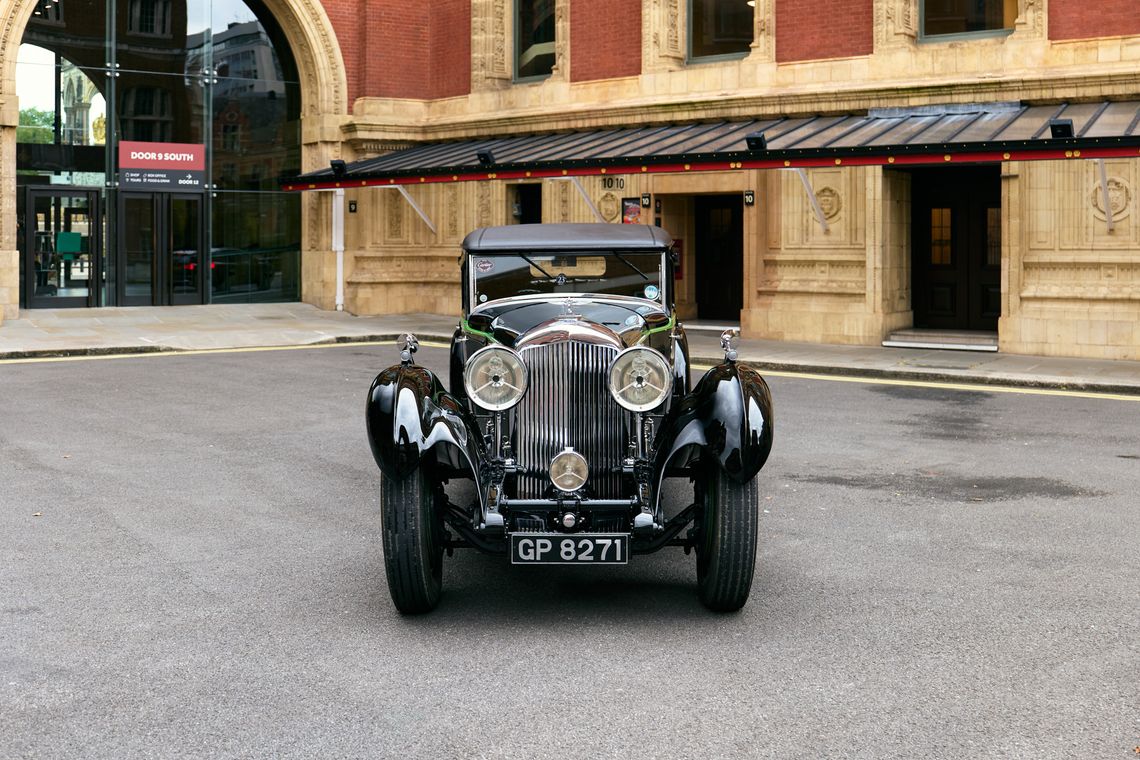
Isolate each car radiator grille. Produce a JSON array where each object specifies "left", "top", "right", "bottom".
[{"left": 514, "top": 341, "right": 633, "bottom": 500}]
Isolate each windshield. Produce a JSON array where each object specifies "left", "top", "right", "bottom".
[{"left": 470, "top": 251, "right": 665, "bottom": 306}]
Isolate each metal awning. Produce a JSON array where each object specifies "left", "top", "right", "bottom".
[{"left": 284, "top": 101, "right": 1140, "bottom": 190}]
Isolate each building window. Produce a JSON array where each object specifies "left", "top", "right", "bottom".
[
  {"left": 930, "top": 207, "right": 952, "bottom": 266},
  {"left": 516, "top": 0, "right": 554, "bottom": 80},
  {"left": 127, "top": 0, "right": 172, "bottom": 36},
  {"left": 985, "top": 207, "right": 1001, "bottom": 267},
  {"left": 221, "top": 124, "right": 241, "bottom": 152},
  {"left": 120, "top": 86, "right": 172, "bottom": 142},
  {"left": 31, "top": 0, "right": 63, "bottom": 24},
  {"left": 690, "top": 0, "right": 753, "bottom": 60},
  {"left": 922, "top": 0, "right": 1014, "bottom": 38}
]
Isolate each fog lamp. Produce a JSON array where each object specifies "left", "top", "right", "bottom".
[{"left": 550, "top": 448, "right": 588, "bottom": 492}]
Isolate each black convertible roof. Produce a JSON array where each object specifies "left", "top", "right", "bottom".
[{"left": 461, "top": 224, "right": 673, "bottom": 252}]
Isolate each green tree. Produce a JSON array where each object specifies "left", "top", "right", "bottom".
[{"left": 17, "top": 107, "right": 55, "bottom": 144}]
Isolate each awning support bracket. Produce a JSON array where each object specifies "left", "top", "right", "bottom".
[
  {"left": 1096, "top": 159, "right": 1115, "bottom": 233},
  {"left": 795, "top": 168, "right": 830, "bottom": 234},
  {"left": 381, "top": 185, "right": 437, "bottom": 234},
  {"left": 552, "top": 176, "right": 606, "bottom": 223}
]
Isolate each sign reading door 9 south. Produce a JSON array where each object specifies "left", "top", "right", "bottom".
[{"left": 118, "top": 141, "right": 206, "bottom": 191}]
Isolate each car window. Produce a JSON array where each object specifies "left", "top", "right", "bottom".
[{"left": 471, "top": 251, "right": 664, "bottom": 305}]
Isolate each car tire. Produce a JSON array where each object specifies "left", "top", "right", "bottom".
[
  {"left": 695, "top": 465, "right": 760, "bottom": 613},
  {"left": 381, "top": 467, "right": 444, "bottom": 614}
]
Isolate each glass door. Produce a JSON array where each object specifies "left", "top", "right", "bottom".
[
  {"left": 119, "top": 193, "right": 157, "bottom": 306},
  {"left": 118, "top": 192, "right": 205, "bottom": 305},
  {"left": 169, "top": 195, "right": 204, "bottom": 305},
  {"left": 23, "top": 189, "right": 102, "bottom": 308}
]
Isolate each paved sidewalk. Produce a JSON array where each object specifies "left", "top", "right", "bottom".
[{"left": 2, "top": 303, "right": 1139, "bottom": 394}]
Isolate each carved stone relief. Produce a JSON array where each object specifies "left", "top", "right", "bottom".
[
  {"left": 550, "top": 0, "right": 570, "bottom": 81},
  {"left": 386, "top": 190, "right": 405, "bottom": 241},
  {"left": 643, "top": 0, "right": 684, "bottom": 72},
  {"left": 1090, "top": 177, "right": 1131, "bottom": 222},
  {"left": 558, "top": 181, "right": 571, "bottom": 221},
  {"left": 472, "top": 0, "right": 511, "bottom": 90},
  {"left": 598, "top": 192, "right": 620, "bottom": 222},
  {"left": 1012, "top": 0, "right": 1045, "bottom": 38},
  {"left": 477, "top": 183, "right": 493, "bottom": 227},
  {"left": 874, "top": 0, "right": 917, "bottom": 50},
  {"left": 446, "top": 185, "right": 460, "bottom": 239},
  {"left": 816, "top": 187, "right": 842, "bottom": 220},
  {"left": 748, "top": 0, "right": 775, "bottom": 61}
]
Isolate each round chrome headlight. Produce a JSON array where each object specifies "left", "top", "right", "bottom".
[
  {"left": 550, "top": 448, "right": 588, "bottom": 492},
  {"left": 463, "top": 345, "right": 528, "bottom": 411},
  {"left": 607, "top": 347, "right": 672, "bottom": 412}
]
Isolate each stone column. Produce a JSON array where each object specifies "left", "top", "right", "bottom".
[
  {"left": 299, "top": 113, "right": 350, "bottom": 311},
  {"left": 0, "top": 102, "right": 19, "bottom": 323}
]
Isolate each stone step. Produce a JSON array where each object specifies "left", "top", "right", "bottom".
[{"left": 883, "top": 328, "right": 998, "bottom": 352}]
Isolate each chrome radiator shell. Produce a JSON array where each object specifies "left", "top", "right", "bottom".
[{"left": 512, "top": 339, "right": 634, "bottom": 499}]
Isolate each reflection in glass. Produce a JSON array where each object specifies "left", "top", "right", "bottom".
[
  {"left": 17, "top": 46, "right": 108, "bottom": 149},
  {"left": 16, "top": 0, "right": 303, "bottom": 307},
  {"left": 212, "top": 79, "right": 299, "bottom": 190},
  {"left": 170, "top": 197, "right": 202, "bottom": 297},
  {"left": 516, "top": 0, "right": 554, "bottom": 79},
  {"left": 211, "top": 192, "right": 300, "bottom": 302},
  {"left": 923, "top": 0, "right": 1013, "bottom": 37},
  {"left": 30, "top": 194, "right": 97, "bottom": 301},
  {"left": 690, "top": 0, "right": 753, "bottom": 59},
  {"left": 123, "top": 196, "right": 156, "bottom": 298}
]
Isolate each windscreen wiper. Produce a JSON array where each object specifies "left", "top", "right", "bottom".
[
  {"left": 612, "top": 252, "right": 649, "bottom": 281},
  {"left": 521, "top": 254, "right": 555, "bottom": 281}
]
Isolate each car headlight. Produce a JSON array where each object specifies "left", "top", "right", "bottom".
[
  {"left": 607, "top": 347, "right": 672, "bottom": 412},
  {"left": 463, "top": 345, "right": 528, "bottom": 411}
]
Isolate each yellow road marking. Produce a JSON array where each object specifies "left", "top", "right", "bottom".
[
  {"left": 0, "top": 339, "right": 452, "bottom": 365},
  {"left": 690, "top": 364, "right": 1140, "bottom": 402}
]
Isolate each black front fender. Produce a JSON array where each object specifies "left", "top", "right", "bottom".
[
  {"left": 365, "top": 363, "right": 486, "bottom": 490},
  {"left": 652, "top": 361, "right": 774, "bottom": 494}
]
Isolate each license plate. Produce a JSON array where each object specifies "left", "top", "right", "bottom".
[{"left": 511, "top": 533, "right": 629, "bottom": 565}]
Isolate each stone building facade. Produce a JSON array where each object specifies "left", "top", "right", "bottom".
[{"left": 3, "top": 0, "right": 1140, "bottom": 360}]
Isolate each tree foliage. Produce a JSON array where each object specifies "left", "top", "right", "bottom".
[{"left": 17, "top": 107, "right": 55, "bottom": 144}]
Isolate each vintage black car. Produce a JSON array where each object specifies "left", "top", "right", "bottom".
[{"left": 366, "top": 223, "right": 774, "bottom": 613}]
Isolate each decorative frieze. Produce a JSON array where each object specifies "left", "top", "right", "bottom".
[
  {"left": 758, "top": 260, "right": 866, "bottom": 295},
  {"left": 1021, "top": 261, "right": 1140, "bottom": 300}
]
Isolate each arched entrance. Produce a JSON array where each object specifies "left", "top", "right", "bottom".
[{"left": 0, "top": 0, "right": 346, "bottom": 318}]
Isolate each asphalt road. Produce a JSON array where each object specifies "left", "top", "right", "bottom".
[{"left": 1, "top": 344, "right": 1137, "bottom": 759}]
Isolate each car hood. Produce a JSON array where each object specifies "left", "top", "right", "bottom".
[{"left": 470, "top": 296, "right": 673, "bottom": 349}]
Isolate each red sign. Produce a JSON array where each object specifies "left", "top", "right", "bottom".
[
  {"left": 118, "top": 141, "right": 206, "bottom": 190},
  {"left": 119, "top": 141, "right": 205, "bottom": 170}
]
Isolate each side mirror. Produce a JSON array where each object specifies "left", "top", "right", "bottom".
[{"left": 467, "top": 313, "right": 493, "bottom": 334}]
